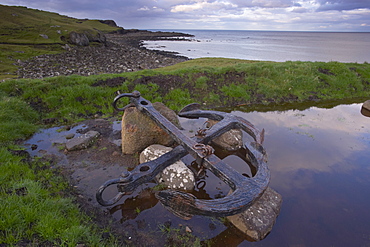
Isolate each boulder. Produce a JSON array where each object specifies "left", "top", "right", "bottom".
[
  {"left": 207, "top": 119, "right": 243, "bottom": 151},
  {"left": 85, "top": 31, "right": 106, "bottom": 44},
  {"left": 140, "top": 144, "right": 195, "bottom": 191},
  {"left": 361, "top": 100, "right": 370, "bottom": 117},
  {"left": 65, "top": 130, "right": 100, "bottom": 151},
  {"left": 69, "top": 31, "right": 90, "bottom": 46},
  {"left": 121, "top": 102, "right": 182, "bottom": 154},
  {"left": 227, "top": 187, "right": 282, "bottom": 241}
]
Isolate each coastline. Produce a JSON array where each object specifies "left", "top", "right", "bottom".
[
  {"left": 16, "top": 30, "right": 193, "bottom": 79},
  {"left": 142, "top": 30, "right": 370, "bottom": 63}
]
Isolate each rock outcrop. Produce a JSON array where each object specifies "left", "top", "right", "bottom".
[
  {"left": 99, "top": 20, "right": 118, "bottom": 27},
  {"left": 68, "top": 31, "right": 106, "bottom": 46}
]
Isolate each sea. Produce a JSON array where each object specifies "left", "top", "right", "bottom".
[{"left": 144, "top": 30, "right": 370, "bottom": 63}]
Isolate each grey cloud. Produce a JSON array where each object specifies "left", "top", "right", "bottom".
[
  {"left": 291, "top": 7, "right": 308, "bottom": 13},
  {"left": 316, "top": 0, "right": 370, "bottom": 11},
  {"left": 229, "top": 0, "right": 294, "bottom": 8}
]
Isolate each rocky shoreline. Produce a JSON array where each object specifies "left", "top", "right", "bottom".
[{"left": 16, "top": 31, "right": 192, "bottom": 79}]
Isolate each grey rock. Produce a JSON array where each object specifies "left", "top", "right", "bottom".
[
  {"left": 39, "top": 34, "right": 49, "bottom": 39},
  {"left": 62, "top": 44, "right": 71, "bottom": 50},
  {"left": 112, "top": 139, "right": 122, "bottom": 147},
  {"left": 207, "top": 119, "right": 243, "bottom": 151},
  {"left": 140, "top": 144, "right": 195, "bottom": 191},
  {"left": 361, "top": 100, "right": 370, "bottom": 117},
  {"left": 86, "top": 31, "right": 106, "bottom": 44},
  {"left": 65, "top": 133, "right": 75, "bottom": 139},
  {"left": 69, "top": 31, "right": 90, "bottom": 46},
  {"left": 66, "top": 130, "right": 100, "bottom": 151},
  {"left": 227, "top": 187, "right": 282, "bottom": 241},
  {"left": 121, "top": 102, "right": 181, "bottom": 154}
]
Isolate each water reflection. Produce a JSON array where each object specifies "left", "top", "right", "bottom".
[
  {"left": 238, "top": 104, "right": 369, "bottom": 174},
  {"left": 230, "top": 103, "right": 370, "bottom": 246}
]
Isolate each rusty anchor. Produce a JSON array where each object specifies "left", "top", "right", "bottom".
[{"left": 96, "top": 91, "right": 270, "bottom": 219}]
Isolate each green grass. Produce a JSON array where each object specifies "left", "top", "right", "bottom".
[
  {"left": 0, "top": 148, "right": 118, "bottom": 246},
  {"left": 155, "top": 57, "right": 261, "bottom": 72},
  {"left": 0, "top": 95, "right": 39, "bottom": 144}
]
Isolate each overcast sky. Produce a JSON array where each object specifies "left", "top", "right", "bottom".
[{"left": 1, "top": 0, "right": 370, "bottom": 31}]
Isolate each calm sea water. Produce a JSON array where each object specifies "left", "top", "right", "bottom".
[{"left": 145, "top": 30, "right": 370, "bottom": 63}]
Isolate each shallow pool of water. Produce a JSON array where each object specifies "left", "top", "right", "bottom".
[{"left": 23, "top": 102, "right": 370, "bottom": 246}]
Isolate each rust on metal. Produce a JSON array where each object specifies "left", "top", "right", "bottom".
[
  {"left": 193, "top": 143, "right": 214, "bottom": 157},
  {"left": 96, "top": 91, "right": 270, "bottom": 219}
]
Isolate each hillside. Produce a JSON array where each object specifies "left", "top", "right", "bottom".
[{"left": 0, "top": 4, "right": 121, "bottom": 44}]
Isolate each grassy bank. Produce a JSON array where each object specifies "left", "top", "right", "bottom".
[
  {"left": 1, "top": 58, "right": 370, "bottom": 245},
  {"left": 1, "top": 58, "right": 369, "bottom": 140}
]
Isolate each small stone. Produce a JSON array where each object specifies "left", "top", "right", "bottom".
[
  {"left": 185, "top": 226, "right": 192, "bottom": 233},
  {"left": 65, "top": 133, "right": 75, "bottom": 139},
  {"left": 39, "top": 34, "right": 48, "bottom": 39},
  {"left": 65, "top": 131, "right": 100, "bottom": 151},
  {"left": 112, "top": 139, "right": 122, "bottom": 147}
]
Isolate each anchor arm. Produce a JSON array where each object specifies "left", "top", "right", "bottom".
[
  {"left": 179, "top": 108, "right": 265, "bottom": 145},
  {"left": 96, "top": 145, "right": 188, "bottom": 206}
]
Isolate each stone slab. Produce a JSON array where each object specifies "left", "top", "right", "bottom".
[{"left": 66, "top": 130, "right": 100, "bottom": 151}]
